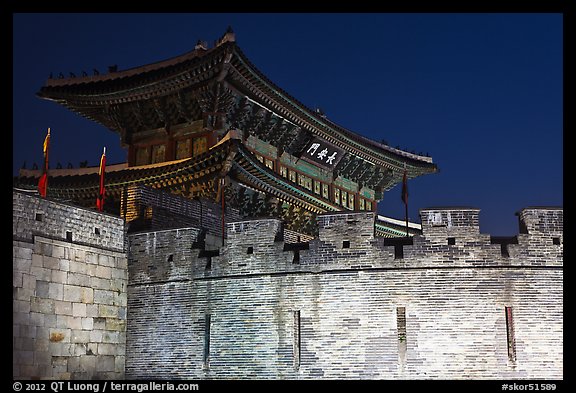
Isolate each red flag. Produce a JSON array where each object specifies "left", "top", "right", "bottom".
[
  {"left": 96, "top": 147, "right": 106, "bottom": 211},
  {"left": 38, "top": 128, "right": 50, "bottom": 197},
  {"left": 401, "top": 169, "right": 408, "bottom": 205}
]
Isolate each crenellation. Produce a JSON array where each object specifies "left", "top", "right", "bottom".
[{"left": 13, "top": 190, "right": 562, "bottom": 380}]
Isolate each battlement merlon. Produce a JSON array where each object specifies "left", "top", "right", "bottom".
[
  {"left": 517, "top": 207, "right": 563, "bottom": 236},
  {"left": 419, "top": 207, "right": 480, "bottom": 235}
]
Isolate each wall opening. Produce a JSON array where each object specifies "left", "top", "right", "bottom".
[
  {"left": 342, "top": 240, "right": 350, "bottom": 249},
  {"left": 293, "top": 310, "right": 301, "bottom": 370},
  {"left": 94, "top": 227, "right": 100, "bottom": 235},
  {"left": 505, "top": 307, "right": 516, "bottom": 362},
  {"left": 384, "top": 237, "right": 413, "bottom": 260},
  {"left": 397, "top": 306, "right": 407, "bottom": 370},
  {"left": 199, "top": 249, "right": 219, "bottom": 271},
  {"left": 491, "top": 236, "right": 518, "bottom": 259},
  {"left": 293, "top": 250, "right": 300, "bottom": 264},
  {"left": 167, "top": 254, "right": 173, "bottom": 262},
  {"left": 66, "top": 231, "right": 73, "bottom": 242},
  {"left": 447, "top": 237, "right": 455, "bottom": 245},
  {"left": 552, "top": 237, "right": 561, "bottom": 245},
  {"left": 35, "top": 213, "right": 43, "bottom": 222},
  {"left": 247, "top": 246, "right": 254, "bottom": 254},
  {"left": 500, "top": 244, "right": 510, "bottom": 258},
  {"left": 394, "top": 244, "right": 404, "bottom": 259},
  {"left": 204, "top": 314, "right": 211, "bottom": 369}
]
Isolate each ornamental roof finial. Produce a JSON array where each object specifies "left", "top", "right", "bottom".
[{"left": 216, "top": 26, "right": 236, "bottom": 47}]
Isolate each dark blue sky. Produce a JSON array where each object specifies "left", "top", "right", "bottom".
[{"left": 12, "top": 13, "right": 563, "bottom": 236}]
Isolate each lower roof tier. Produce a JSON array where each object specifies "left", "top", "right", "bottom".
[{"left": 14, "top": 135, "right": 420, "bottom": 238}]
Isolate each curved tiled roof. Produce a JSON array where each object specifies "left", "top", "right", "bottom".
[{"left": 37, "top": 34, "right": 436, "bottom": 178}]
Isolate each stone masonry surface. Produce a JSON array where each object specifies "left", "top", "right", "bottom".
[
  {"left": 13, "top": 191, "right": 127, "bottom": 380},
  {"left": 126, "top": 207, "right": 563, "bottom": 379},
  {"left": 13, "top": 189, "right": 562, "bottom": 379}
]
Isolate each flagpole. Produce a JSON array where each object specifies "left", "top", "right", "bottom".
[
  {"left": 402, "top": 164, "right": 409, "bottom": 238},
  {"left": 96, "top": 147, "right": 106, "bottom": 212},
  {"left": 38, "top": 127, "right": 51, "bottom": 198},
  {"left": 221, "top": 177, "right": 225, "bottom": 247},
  {"left": 405, "top": 193, "right": 409, "bottom": 238}
]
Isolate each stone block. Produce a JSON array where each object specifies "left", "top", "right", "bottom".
[
  {"left": 44, "top": 314, "right": 57, "bottom": 328},
  {"left": 105, "top": 318, "right": 126, "bottom": 332},
  {"left": 74, "top": 249, "right": 86, "bottom": 263},
  {"left": 80, "top": 355, "right": 97, "bottom": 371},
  {"left": 31, "top": 254, "right": 44, "bottom": 268},
  {"left": 13, "top": 271, "right": 23, "bottom": 288},
  {"left": 18, "top": 364, "right": 43, "bottom": 379},
  {"left": 96, "top": 355, "right": 115, "bottom": 372},
  {"left": 13, "top": 312, "right": 30, "bottom": 325},
  {"left": 54, "top": 372, "right": 71, "bottom": 380},
  {"left": 94, "top": 289, "right": 114, "bottom": 305},
  {"left": 13, "top": 257, "right": 32, "bottom": 273},
  {"left": 73, "top": 343, "right": 87, "bottom": 356},
  {"left": 67, "top": 272, "right": 89, "bottom": 287},
  {"left": 48, "top": 282, "right": 64, "bottom": 300},
  {"left": 54, "top": 301, "right": 73, "bottom": 315},
  {"left": 30, "top": 312, "right": 45, "bottom": 327},
  {"left": 73, "top": 303, "right": 87, "bottom": 317},
  {"left": 99, "top": 305, "right": 119, "bottom": 318},
  {"left": 91, "top": 277, "right": 111, "bottom": 291},
  {"left": 30, "top": 266, "right": 51, "bottom": 282},
  {"left": 81, "top": 317, "right": 94, "bottom": 330},
  {"left": 99, "top": 254, "right": 115, "bottom": 267},
  {"left": 81, "top": 287, "right": 94, "bottom": 304},
  {"left": 42, "top": 256, "right": 60, "bottom": 270},
  {"left": 17, "top": 350, "right": 34, "bottom": 365},
  {"left": 59, "top": 259, "right": 70, "bottom": 271},
  {"left": 102, "top": 331, "right": 120, "bottom": 343},
  {"left": 40, "top": 243, "right": 53, "bottom": 258},
  {"left": 49, "top": 342, "right": 74, "bottom": 357},
  {"left": 117, "top": 257, "right": 128, "bottom": 270},
  {"left": 95, "top": 265, "right": 112, "bottom": 279},
  {"left": 51, "top": 270, "right": 67, "bottom": 284},
  {"left": 90, "top": 330, "right": 103, "bottom": 343},
  {"left": 98, "top": 343, "right": 117, "bottom": 355},
  {"left": 71, "top": 329, "right": 90, "bottom": 343},
  {"left": 86, "top": 304, "right": 99, "bottom": 317},
  {"left": 52, "top": 245, "right": 65, "bottom": 259},
  {"left": 86, "top": 343, "right": 98, "bottom": 356},
  {"left": 33, "top": 351, "right": 51, "bottom": 366},
  {"left": 111, "top": 267, "right": 126, "bottom": 279},
  {"left": 35, "top": 280, "right": 49, "bottom": 297},
  {"left": 110, "top": 278, "right": 125, "bottom": 293},
  {"left": 30, "top": 297, "right": 55, "bottom": 314},
  {"left": 20, "top": 325, "right": 36, "bottom": 338},
  {"left": 36, "top": 338, "right": 50, "bottom": 352},
  {"left": 49, "top": 328, "right": 71, "bottom": 343},
  {"left": 68, "top": 317, "right": 82, "bottom": 330},
  {"left": 63, "top": 285, "right": 83, "bottom": 302},
  {"left": 22, "top": 274, "right": 37, "bottom": 290},
  {"left": 115, "top": 356, "right": 125, "bottom": 373},
  {"left": 85, "top": 252, "right": 98, "bottom": 265},
  {"left": 67, "top": 356, "right": 81, "bottom": 372},
  {"left": 14, "top": 299, "right": 31, "bottom": 313}
]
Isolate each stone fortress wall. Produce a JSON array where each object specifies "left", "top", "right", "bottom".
[
  {"left": 13, "top": 191, "right": 127, "bottom": 379},
  {"left": 13, "top": 190, "right": 563, "bottom": 379},
  {"left": 126, "top": 204, "right": 563, "bottom": 379}
]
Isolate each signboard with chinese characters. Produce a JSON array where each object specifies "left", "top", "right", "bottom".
[{"left": 301, "top": 138, "right": 345, "bottom": 169}]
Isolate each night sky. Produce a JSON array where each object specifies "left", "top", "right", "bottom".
[{"left": 12, "top": 13, "right": 563, "bottom": 236}]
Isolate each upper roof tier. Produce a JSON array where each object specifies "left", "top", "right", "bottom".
[{"left": 37, "top": 28, "right": 437, "bottom": 182}]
